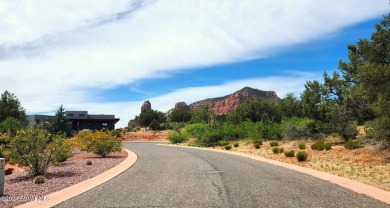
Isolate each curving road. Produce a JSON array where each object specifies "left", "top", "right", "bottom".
[{"left": 56, "top": 142, "right": 389, "bottom": 208}]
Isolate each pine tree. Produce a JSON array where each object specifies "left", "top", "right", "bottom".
[{"left": 52, "top": 105, "right": 72, "bottom": 136}]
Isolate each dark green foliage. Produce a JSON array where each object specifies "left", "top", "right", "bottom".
[
  {"left": 34, "top": 176, "right": 45, "bottom": 184},
  {"left": 325, "top": 143, "right": 332, "bottom": 150},
  {"left": 279, "top": 147, "right": 284, "bottom": 153},
  {"left": 234, "top": 143, "right": 239, "bottom": 148},
  {"left": 284, "top": 150, "right": 295, "bottom": 157},
  {"left": 148, "top": 119, "right": 160, "bottom": 131},
  {"left": 198, "top": 131, "right": 223, "bottom": 147},
  {"left": 0, "top": 91, "right": 27, "bottom": 125},
  {"left": 52, "top": 105, "right": 72, "bottom": 136},
  {"left": 254, "top": 143, "right": 261, "bottom": 149},
  {"left": 86, "top": 160, "right": 92, "bottom": 165},
  {"left": 298, "top": 143, "right": 306, "bottom": 149},
  {"left": 344, "top": 140, "right": 364, "bottom": 150},
  {"left": 111, "top": 129, "right": 121, "bottom": 138},
  {"left": 169, "top": 108, "right": 191, "bottom": 123},
  {"left": 224, "top": 144, "right": 232, "bottom": 150},
  {"left": 311, "top": 140, "right": 325, "bottom": 151},
  {"left": 139, "top": 110, "right": 166, "bottom": 127},
  {"left": 272, "top": 147, "right": 280, "bottom": 154},
  {"left": 297, "top": 151, "right": 308, "bottom": 161},
  {"left": 281, "top": 93, "right": 302, "bottom": 117},
  {"left": 227, "top": 98, "right": 282, "bottom": 124},
  {"left": 269, "top": 141, "right": 279, "bottom": 147},
  {"left": 0, "top": 117, "right": 23, "bottom": 136},
  {"left": 168, "top": 131, "right": 189, "bottom": 144},
  {"left": 190, "top": 108, "right": 213, "bottom": 123}
]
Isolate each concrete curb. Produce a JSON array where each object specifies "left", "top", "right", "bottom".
[
  {"left": 161, "top": 144, "right": 390, "bottom": 205},
  {"left": 16, "top": 149, "right": 137, "bottom": 208}
]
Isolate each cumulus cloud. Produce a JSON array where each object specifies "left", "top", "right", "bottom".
[{"left": 0, "top": 0, "right": 388, "bottom": 127}]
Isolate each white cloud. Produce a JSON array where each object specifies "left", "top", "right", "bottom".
[{"left": 0, "top": 1, "right": 388, "bottom": 127}]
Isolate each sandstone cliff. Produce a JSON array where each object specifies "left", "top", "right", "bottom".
[{"left": 188, "top": 87, "right": 279, "bottom": 115}]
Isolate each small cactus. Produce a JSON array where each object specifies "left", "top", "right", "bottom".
[
  {"left": 34, "top": 176, "right": 45, "bottom": 184},
  {"left": 86, "top": 160, "right": 93, "bottom": 165}
]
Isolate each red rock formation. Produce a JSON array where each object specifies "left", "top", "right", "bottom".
[
  {"left": 189, "top": 87, "right": 279, "bottom": 115},
  {"left": 174, "top": 102, "right": 189, "bottom": 111}
]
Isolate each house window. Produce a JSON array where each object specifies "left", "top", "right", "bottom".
[
  {"left": 79, "top": 114, "right": 85, "bottom": 117},
  {"left": 102, "top": 123, "right": 108, "bottom": 127},
  {"left": 35, "top": 119, "right": 40, "bottom": 124},
  {"left": 68, "top": 114, "right": 74, "bottom": 117}
]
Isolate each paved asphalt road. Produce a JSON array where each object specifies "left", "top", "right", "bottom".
[{"left": 57, "top": 142, "right": 389, "bottom": 208}]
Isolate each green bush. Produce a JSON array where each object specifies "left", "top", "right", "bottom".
[
  {"left": 298, "top": 143, "right": 306, "bottom": 150},
  {"left": 234, "top": 143, "right": 239, "bottom": 148},
  {"left": 9, "top": 128, "right": 69, "bottom": 176},
  {"left": 76, "top": 130, "right": 122, "bottom": 158},
  {"left": 86, "top": 160, "right": 92, "bottom": 165},
  {"left": 198, "top": 130, "right": 223, "bottom": 147},
  {"left": 168, "top": 131, "right": 188, "bottom": 144},
  {"left": 284, "top": 150, "right": 295, "bottom": 157},
  {"left": 279, "top": 147, "right": 284, "bottom": 153},
  {"left": 218, "top": 141, "right": 229, "bottom": 146},
  {"left": 224, "top": 144, "right": 232, "bottom": 150},
  {"left": 148, "top": 119, "right": 160, "bottom": 131},
  {"left": 272, "top": 147, "right": 280, "bottom": 154},
  {"left": 253, "top": 139, "right": 263, "bottom": 146},
  {"left": 254, "top": 143, "right": 261, "bottom": 149},
  {"left": 325, "top": 143, "right": 332, "bottom": 150},
  {"left": 34, "top": 176, "right": 45, "bottom": 184},
  {"left": 344, "top": 140, "right": 364, "bottom": 150},
  {"left": 0, "top": 117, "right": 24, "bottom": 136},
  {"left": 111, "top": 130, "right": 121, "bottom": 138},
  {"left": 184, "top": 123, "right": 208, "bottom": 138},
  {"left": 311, "top": 140, "right": 325, "bottom": 151},
  {"left": 270, "top": 141, "right": 279, "bottom": 147},
  {"left": 297, "top": 151, "right": 308, "bottom": 161}
]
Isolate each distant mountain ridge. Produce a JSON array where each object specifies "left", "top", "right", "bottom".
[{"left": 188, "top": 87, "right": 279, "bottom": 115}]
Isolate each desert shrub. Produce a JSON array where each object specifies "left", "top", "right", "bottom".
[
  {"left": 325, "top": 143, "right": 332, "bottom": 150},
  {"left": 234, "top": 143, "right": 239, "bottom": 148},
  {"left": 86, "top": 160, "right": 92, "bottom": 165},
  {"left": 198, "top": 130, "right": 223, "bottom": 147},
  {"left": 279, "top": 147, "right": 284, "bottom": 153},
  {"left": 311, "top": 140, "right": 325, "bottom": 151},
  {"left": 284, "top": 150, "right": 295, "bottom": 157},
  {"left": 282, "top": 117, "right": 313, "bottom": 140},
  {"left": 184, "top": 123, "right": 208, "bottom": 138},
  {"left": 34, "top": 176, "right": 45, "bottom": 184},
  {"left": 218, "top": 141, "right": 229, "bottom": 146},
  {"left": 148, "top": 119, "right": 160, "bottom": 131},
  {"left": 9, "top": 128, "right": 69, "bottom": 176},
  {"left": 272, "top": 147, "right": 280, "bottom": 154},
  {"left": 168, "top": 131, "right": 189, "bottom": 144},
  {"left": 76, "top": 130, "right": 122, "bottom": 157},
  {"left": 0, "top": 117, "right": 24, "bottom": 136},
  {"left": 253, "top": 139, "right": 263, "bottom": 146},
  {"left": 298, "top": 143, "right": 306, "bottom": 149},
  {"left": 254, "top": 143, "right": 261, "bottom": 149},
  {"left": 224, "top": 144, "right": 232, "bottom": 150},
  {"left": 111, "top": 130, "right": 121, "bottom": 138},
  {"left": 297, "top": 151, "right": 308, "bottom": 161},
  {"left": 269, "top": 141, "right": 279, "bottom": 147},
  {"left": 344, "top": 140, "right": 364, "bottom": 150}
]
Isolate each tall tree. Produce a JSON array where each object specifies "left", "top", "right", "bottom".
[
  {"left": 52, "top": 105, "right": 72, "bottom": 136},
  {"left": 0, "top": 91, "right": 27, "bottom": 125}
]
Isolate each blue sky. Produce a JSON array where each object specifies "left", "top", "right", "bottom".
[{"left": 0, "top": 1, "right": 388, "bottom": 128}]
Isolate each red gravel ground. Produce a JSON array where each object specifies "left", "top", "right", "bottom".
[{"left": 0, "top": 150, "right": 127, "bottom": 208}]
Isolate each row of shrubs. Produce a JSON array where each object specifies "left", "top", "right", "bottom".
[{"left": 0, "top": 126, "right": 122, "bottom": 177}]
